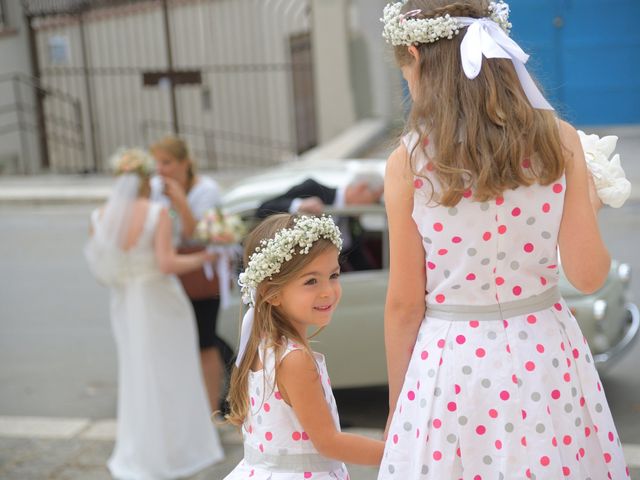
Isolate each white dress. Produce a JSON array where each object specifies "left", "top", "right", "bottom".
[
  {"left": 378, "top": 133, "right": 629, "bottom": 479},
  {"left": 89, "top": 203, "right": 224, "bottom": 479},
  {"left": 224, "top": 339, "right": 350, "bottom": 479}
]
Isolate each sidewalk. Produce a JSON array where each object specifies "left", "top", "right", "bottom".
[{"left": 0, "top": 124, "right": 638, "bottom": 205}]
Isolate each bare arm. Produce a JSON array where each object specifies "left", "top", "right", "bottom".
[
  {"left": 557, "top": 120, "right": 610, "bottom": 293},
  {"left": 154, "top": 207, "right": 214, "bottom": 275},
  {"left": 384, "top": 145, "right": 426, "bottom": 416},
  {"left": 277, "top": 351, "right": 384, "bottom": 466}
]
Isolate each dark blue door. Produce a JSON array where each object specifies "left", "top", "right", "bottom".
[{"left": 510, "top": 0, "right": 640, "bottom": 125}]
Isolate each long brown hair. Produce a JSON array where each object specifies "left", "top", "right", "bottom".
[
  {"left": 225, "top": 214, "right": 338, "bottom": 426},
  {"left": 395, "top": 0, "right": 565, "bottom": 206}
]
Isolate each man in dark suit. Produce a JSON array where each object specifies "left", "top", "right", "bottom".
[{"left": 256, "top": 175, "right": 384, "bottom": 271}]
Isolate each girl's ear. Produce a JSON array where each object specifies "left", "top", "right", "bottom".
[
  {"left": 266, "top": 294, "right": 281, "bottom": 307},
  {"left": 408, "top": 45, "right": 420, "bottom": 62}
]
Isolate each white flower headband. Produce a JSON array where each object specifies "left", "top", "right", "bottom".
[
  {"left": 381, "top": 0, "right": 511, "bottom": 46},
  {"left": 238, "top": 215, "right": 343, "bottom": 307},
  {"left": 234, "top": 215, "right": 342, "bottom": 368},
  {"left": 381, "top": 0, "right": 553, "bottom": 110},
  {"left": 110, "top": 148, "right": 155, "bottom": 176}
]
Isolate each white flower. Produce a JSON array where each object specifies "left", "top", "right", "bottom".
[{"left": 578, "top": 130, "right": 631, "bottom": 208}]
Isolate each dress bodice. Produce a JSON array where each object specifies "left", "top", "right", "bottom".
[{"left": 405, "top": 131, "right": 565, "bottom": 306}]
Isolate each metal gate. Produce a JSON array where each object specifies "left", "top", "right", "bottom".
[{"left": 23, "top": 0, "right": 316, "bottom": 173}]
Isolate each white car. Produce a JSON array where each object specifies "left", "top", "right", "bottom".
[{"left": 217, "top": 159, "right": 639, "bottom": 388}]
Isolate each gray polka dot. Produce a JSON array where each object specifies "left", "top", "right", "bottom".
[
  {"left": 482, "top": 378, "right": 492, "bottom": 388},
  {"left": 420, "top": 399, "right": 427, "bottom": 408},
  {"left": 499, "top": 474, "right": 505, "bottom": 480},
  {"left": 388, "top": 465, "right": 395, "bottom": 474},
  {"left": 444, "top": 269, "right": 451, "bottom": 278},
  {"left": 526, "top": 217, "right": 536, "bottom": 225},
  {"left": 255, "top": 387, "right": 261, "bottom": 396},
  {"left": 462, "top": 366, "right": 472, "bottom": 375},
  {"left": 539, "top": 257, "right": 549, "bottom": 265},
  {"left": 519, "top": 331, "right": 528, "bottom": 340},
  {"left": 423, "top": 237, "right": 432, "bottom": 244},
  {"left": 481, "top": 257, "right": 491, "bottom": 266},
  {"left": 452, "top": 284, "right": 461, "bottom": 290},
  {"left": 542, "top": 231, "right": 552, "bottom": 239},
  {"left": 448, "top": 207, "right": 458, "bottom": 216},
  {"left": 531, "top": 392, "right": 541, "bottom": 402},
  {"left": 428, "top": 369, "right": 436, "bottom": 378},
  {"left": 596, "top": 403, "right": 603, "bottom": 413},
  {"left": 510, "top": 261, "right": 520, "bottom": 270},
  {"left": 487, "top": 331, "right": 497, "bottom": 340},
  {"left": 481, "top": 283, "right": 491, "bottom": 291},
  {"left": 404, "top": 422, "right": 412, "bottom": 431},
  {"left": 480, "top": 202, "right": 490, "bottom": 211},
  {"left": 483, "top": 455, "right": 493, "bottom": 465},
  {"left": 517, "top": 378, "right": 523, "bottom": 388},
  {"left": 565, "top": 403, "right": 573, "bottom": 413},
  {"left": 586, "top": 354, "right": 592, "bottom": 364},
  {"left": 536, "top": 423, "right": 545, "bottom": 433},
  {"left": 552, "top": 358, "right": 560, "bottom": 368},
  {"left": 447, "top": 434, "right": 457, "bottom": 443},
  {"left": 467, "top": 248, "right": 477, "bottom": 256},
  {"left": 421, "top": 465, "right": 429, "bottom": 475},
  {"left": 497, "top": 252, "right": 507, "bottom": 260},
  {"left": 257, "top": 415, "right": 263, "bottom": 425},
  {"left": 531, "top": 474, "right": 537, "bottom": 480},
  {"left": 505, "top": 422, "right": 514, "bottom": 433},
  {"left": 571, "top": 387, "right": 578, "bottom": 398},
  {"left": 434, "top": 387, "right": 442, "bottom": 397},
  {"left": 459, "top": 416, "right": 468, "bottom": 426},
  {"left": 575, "top": 417, "right": 582, "bottom": 427}
]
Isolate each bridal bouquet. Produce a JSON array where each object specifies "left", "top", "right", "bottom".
[
  {"left": 578, "top": 130, "right": 631, "bottom": 208},
  {"left": 195, "top": 208, "right": 247, "bottom": 245}
]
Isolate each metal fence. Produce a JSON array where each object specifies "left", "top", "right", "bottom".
[{"left": 22, "top": 0, "right": 316, "bottom": 173}]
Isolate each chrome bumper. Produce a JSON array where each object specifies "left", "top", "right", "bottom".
[{"left": 594, "top": 302, "right": 640, "bottom": 367}]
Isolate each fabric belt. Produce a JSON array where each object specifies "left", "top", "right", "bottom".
[
  {"left": 426, "top": 286, "right": 561, "bottom": 321},
  {"left": 243, "top": 444, "right": 343, "bottom": 473}
]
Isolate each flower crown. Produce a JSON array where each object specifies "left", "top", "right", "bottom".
[
  {"left": 381, "top": 0, "right": 512, "bottom": 46},
  {"left": 238, "top": 216, "right": 343, "bottom": 306},
  {"left": 110, "top": 148, "right": 155, "bottom": 177}
]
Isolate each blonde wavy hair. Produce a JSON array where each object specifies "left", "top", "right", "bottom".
[
  {"left": 395, "top": 0, "right": 565, "bottom": 206},
  {"left": 225, "top": 214, "right": 337, "bottom": 427},
  {"left": 149, "top": 135, "right": 197, "bottom": 187}
]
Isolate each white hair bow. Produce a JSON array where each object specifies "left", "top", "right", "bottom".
[
  {"left": 235, "top": 287, "right": 256, "bottom": 367},
  {"left": 457, "top": 17, "right": 553, "bottom": 110}
]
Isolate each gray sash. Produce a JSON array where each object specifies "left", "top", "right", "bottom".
[{"left": 243, "top": 444, "right": 343, "bottom": 473}]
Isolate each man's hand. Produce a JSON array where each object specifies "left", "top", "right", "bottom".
[{"left": 297, "top": 196, "right": 325, "bottom": 214}]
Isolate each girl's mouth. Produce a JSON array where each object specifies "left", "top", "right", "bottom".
[{"left": 314, "top": 304, "right": 333, "bottom": 312}]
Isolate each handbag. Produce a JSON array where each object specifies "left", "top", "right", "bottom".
[{"left": 177, "top": 245, "right": 220, "bottom": 300}]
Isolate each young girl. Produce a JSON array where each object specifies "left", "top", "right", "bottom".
[
  {"left": 379, "top": 1, "right": 629, "bottom": 479},
  {"left": 84, "top": 149, "right": 224, "bottom": 479},
  {"left": 223, "top": 214, "right": 384, "bottom": 479}
]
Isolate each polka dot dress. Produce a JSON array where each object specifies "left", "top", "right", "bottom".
[
  {"left": 378, "top": 133, "right": 629, "bottom": 480},
  {"left": 224, "top": 339, "right": 349, "bottom": 480}
]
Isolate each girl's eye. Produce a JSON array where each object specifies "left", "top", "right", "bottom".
[
  {"left": 330, "top": 272, "right": 341, "bottom": 280},
  {"left": 304, "top": 278, "right": 317, "bottom": 286}
]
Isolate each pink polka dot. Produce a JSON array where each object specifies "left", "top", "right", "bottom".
[
  {"left": 265, "top": 432, "right": 273, "bottom": 441},
  {"left": 489, "top": 409, "right": 498, "bottom": 418},
  {"left": 263, "top": 403, "right": 270, "bottom": 412},
  {"left": 540, "top": 456, "right": 550, "bottom": 466},
  {"left": 437, "top": 339, "right": 445, "bottom": 348},
  {"left": 604, "top": 453, "right": 612, "bottom": 464},
  {"left": 474, "top": 475, "right": 482, "bottom": 480},
  {"left": 495, "top": 277, "right": 505, "bottom": 286},
  {"left": 469, "top": 320, "right": 480, "bottom": 328},
  {"left": 551, "top": 390, "right": 561, "bottom": 400},
  {"left": 466, "top": 273, "right": 476, "bottom": 281},
  {"left": 500, "top": 390, "right": 510, "bottom": 401},
  {"left": 527, "top": 314, "right": 537, "bottom": 324},
  {"left": 476, "top": 425, "right": 486, "bottom": 435},
  {"left": 579, "top": 448, "right": 585, "bottom": 457},
  {"left": 454, "top": 384, "right": 461, "bottom": 394},
  {"left": 435, "top": 294, "right": 446, "bottom": 304},
  {"left": 438, "top": 248, "right": 448, "bottom": 255},
  {"left": 512, "top": 207, "right": 521, "bottom": 217},
  {"left": 433, "top": 222, "right": 443, "bottom": 232},
  {"left": 463, "top": 189, "right": 472, "bottom": 199},
  {"left": 513, "top": 285, "right": 522, "bottom": 296},
  {"left": 536, "top": 344, "right": 545, "bottom": 353},
  {"left": 563, "top": 373, "right": 571, "bottom": 382},
  {"left": 427, "top": 261, "right": 436, "bottom": 270},
  {"left": 524, "top": 243, "right": 534, "bottom": 253},
  {"left": 304, "top": 472, "right": 312, "bottom": 479},
  {"left": 552, "top": 436, "right": 558, "bottom": 447},
  {"left": 476, "top": 348, "right": 486, "bottom": 358},
  {"left": 522, "top": 158, "right": 531, "bottom": 168},
  {"left": 483, "top": 231, "right": 492, "bottom": 241},
  {"left": 540, "top": 276, "right": 548, "bottom": 286},
  {"left": 407, "top": 390, "right": 416, "bottom": 401},
  {"left": 525, "top": 361, "right": 535, "bottom": 371},
  {"left": 585, "top": 427, "right": 591, "bottom": 437},
  {"left": 251, "top": 397, "right": 255, "bottom": 406},
  {"left": 553, "top": 183, "right": 564, "bottom": 193},
  {"left": 302, "top": 431, "right": 309, "bottom": 440},
  {"left": 426, "top": 161, "right": 435, "bottom": 171},
  {"left": 542, "top": 203, "right": 551, "bottom": 213},
  {"left": 456, "top": 335, "right": 466, "bottom": 345},
  {"left": 393, "top": 434, "right": 398, "bottom": 444},
  {"left": 421, "top": 350, "right": 429, "bottom": 360},
  {"left": 563, "top": 435, "right": 572, "bottom": 445},
  {"left": 433, "top": 451, "right": 442, "bottom": 461},
  {"left": 521, "top": 436, "right": 527, "bottom": 446},
  {"left": 563, "top": 466, "right": 571, "bottom": 476},
  {"left": 452, "top": 236, "right": 462, "bottom": 243},
  {"left": 292, "top": 431, "right": 302, "bottom": 441},
  {"left": 608, "top": 431, "right": 615, "bottom": 442},
  {"left": 447, "top": 401, "right": 457, "bottom": 412},
  {"left": 433, "top": 418, "right": 442, "bottom": 428},
  {"left": 414, "top": 179, "right": 423, "bottom": 189},
  {"left": 495, "top": 440, "right": 503, "bottom": 449},
  {"left": 496, "top": 196, "right": 504, "bottom": 206},
  {"left": 498, "top": 225, "right": 507, "bottom": 235},
  {"left": 275, "top": 392, "right": 282, "bottom": 400},
  {"left": 572, "top": 348, "right": 580, "bottom": 359},
  {"left": 259, "top": 443, "right": 264, "bottom": 452}
]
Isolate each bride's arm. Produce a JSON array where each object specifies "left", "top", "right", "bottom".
[{"left": 154, "top": 207, "right": 214, "bottom": 275}]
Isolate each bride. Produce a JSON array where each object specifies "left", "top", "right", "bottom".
[{"left": 85, "top": 148, "right": 224, "bottom": 479}]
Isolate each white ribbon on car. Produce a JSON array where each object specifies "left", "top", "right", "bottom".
[
  {"left": 235, "top": 287, "right": 256, "bottom": 367},
  {"left": 203, "top": 244, "right": 241, "bottom": 310},
  {"left": 457, "top": 17, "right": 553, "bottom": 110}
]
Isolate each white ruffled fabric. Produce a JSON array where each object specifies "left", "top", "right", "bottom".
[{"left": 578, "top": 130, "right": 631, "bottom": 208}]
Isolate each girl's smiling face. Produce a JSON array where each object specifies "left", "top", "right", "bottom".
[{"left": 270, "top": 247, "right": 342, "bottom": 337}]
